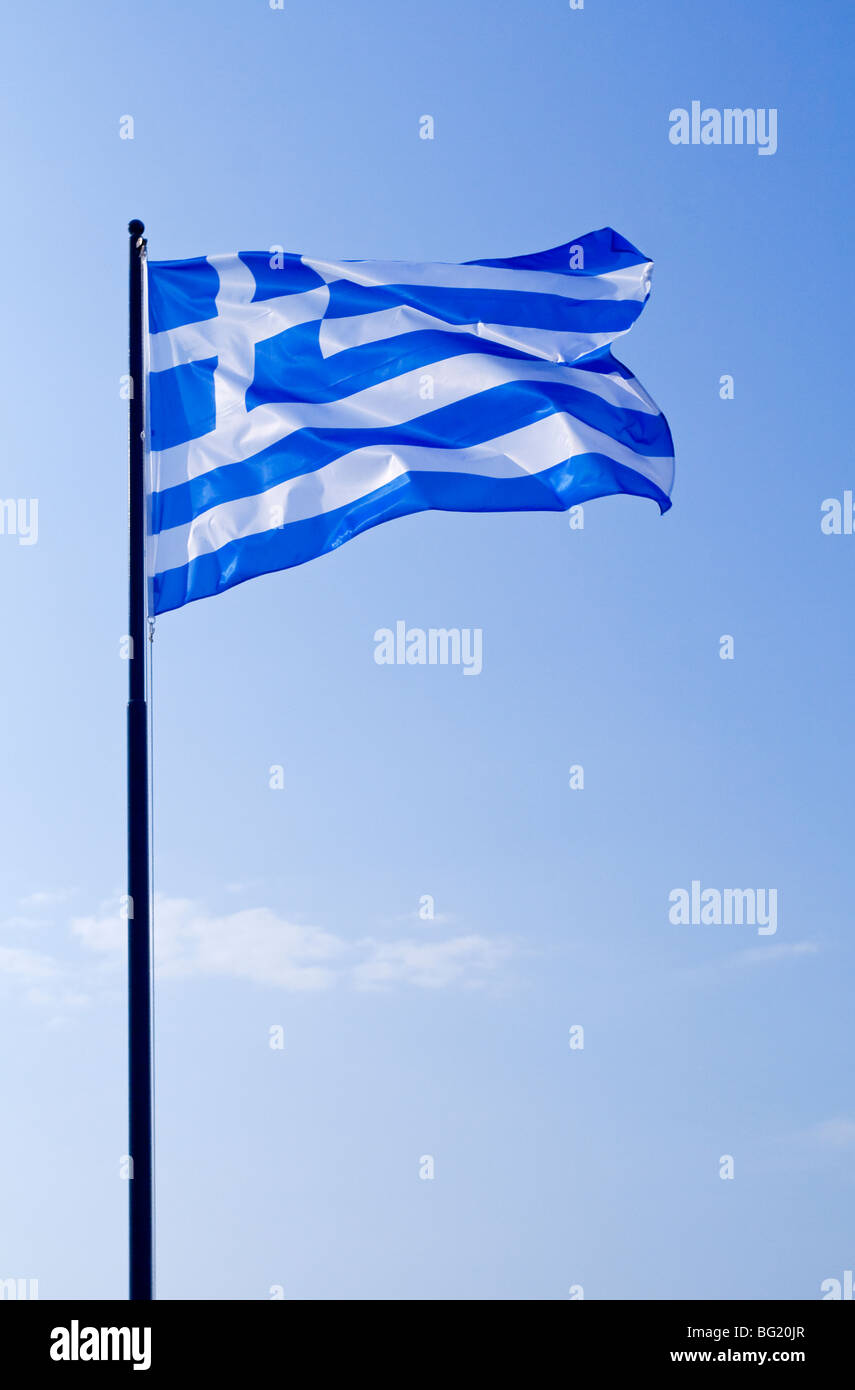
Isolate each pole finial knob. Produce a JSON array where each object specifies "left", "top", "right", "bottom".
[{"left": 128, "top": 219, "right": 145, "bottom": 236}]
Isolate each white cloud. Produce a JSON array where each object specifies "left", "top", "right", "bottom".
[
  {"left": 759, "top": 1115, "right": 855, "bottom": 1175},
  {"left": 0, "top": 945, "right": 97, "bottom": 1029},
  {"left": 19, "top": 889, "right": 75, "bottom": 909},
  {"left": 0, "top": 888, "right": 77, "bottom": 933},
  {"left": 353, "top": 934, "right": 512, "bottom": 989},
  {"left": 73, "top": 897, "right": 346, "bottom": 992},
  {"left": 158, "top": 899, "right": 346, "bottom": 991},
  {"left": 0, "top": 894, "right": 512, "bottom": 1012},
  {"left": 69, "top": 896, "right": 513, "bottom": 995},
  {"left": 678, "top": 940, "right": 820, "bottom": 986},
  {"left": 70, "top": 911, "right": 124, "bottom": 956},
  {"left": 805, "top": 1117, "right": 855, "bottom": 1150},
  {"left": 387, "top": 909, "right": 457, "bottom": 928},
  {"left": 0, "top": 945, "right": 59, "bottom": 980},
  {"left": 732, "top": 941, "right": 819, "bottom": 967}
]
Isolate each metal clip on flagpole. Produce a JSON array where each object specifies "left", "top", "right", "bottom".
[{"left": 127, "top": 218, "right": 154, "bottom": 1301}]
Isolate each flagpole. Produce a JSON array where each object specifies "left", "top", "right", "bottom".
[{"left": 127, "top": 218, "right": 154, "bottom": 1301}]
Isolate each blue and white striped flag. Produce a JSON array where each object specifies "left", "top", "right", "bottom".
[{"left": 146, "top": 227, "right": 674, "bottom": 613}]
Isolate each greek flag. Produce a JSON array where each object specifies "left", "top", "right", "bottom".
[{"left": 146, "top": 227, "right": 674, "bottom": 614}]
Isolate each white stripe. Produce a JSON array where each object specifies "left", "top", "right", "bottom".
[
  {"left": 208, "top": 255, "right": 258, "bottom": 422},
  {"left": 151, "top": 413, "right": 673, "bottom": 575},
  {"left": 151, "top": 354, "right": 663, "bottom": 494},
  {"left": 302, "top": 256, "right": 652, "bottom": 302},
  {"left": 318, "top": 302, "right": 621, "bottom": 362}
]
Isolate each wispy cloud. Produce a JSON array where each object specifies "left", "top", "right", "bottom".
[
  {"left": 0, "top": 887, "right": 77, "bottom": 934},
  {"left": 353, "top": 934, "right": 511, "bottom": 989},
  {"left": 0, "top": 944, "right": 93, "bottom": 1027},
  {"left": 802, "top": 1117, "right": 855, "bottom": 1151},
  {"left": 383, "top": 908, "right": 458, "bottom": 929},
  {"left": 753, "top": 1114, "right": 855, "bottom": 1178},
  {"left": 731, "top": 941, "right": 819, "bottom": 967},
  {"left": 677, "top": 939, "right": 820, "bottom": 986},
  {"left": 0, "top": 893, "right": 513, "bottom": 1011},
  {"left": 0, "top": 944, "right": 60, "bottom": 980},
  {"left": 74, "top": 898, "right": 346, "bottom": 992},
  {"left": 19, "top": 889, "right": 76, "bottom": 909}
]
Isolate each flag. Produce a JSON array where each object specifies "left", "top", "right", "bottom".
[{"left": 146, "top": 227, "right": 674, "bottom": 613}]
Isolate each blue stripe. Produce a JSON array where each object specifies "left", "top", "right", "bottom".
[
  {"left": 149, "top": 356, "right": 218, "bottom": 450},
  {"left": 467, "top": 227, "right": 649, "bottom": 276},
  {"left": 238, "top": 251, "right": 326, "bottom": 303},
  {"left": 152, "top": 453, "right": 670, "bottom": 614},
  {"left": 148, "top": 257, "right": 220, "bottom": 333},
  {"left": 151, "top": 376, "right": 673, "bottom": 534},
  {"left": 248, "top": 324, "right": 624, "bottom": 413},
  {"left": 252, "top": 324, "right": 505, "bottom": 409},
  {"left": 323, "top": 280, "right": 644, "bottom": 333}
]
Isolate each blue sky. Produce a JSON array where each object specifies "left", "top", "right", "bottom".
[{"left": 0, "top": 0, "right": 853, "bottom": 1299}]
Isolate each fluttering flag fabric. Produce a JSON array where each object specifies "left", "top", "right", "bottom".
[{"left": 146, "top": 228, "right": 674, "bottom": 613}]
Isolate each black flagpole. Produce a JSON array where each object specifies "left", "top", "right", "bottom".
[{"left": 127, "top": 218, "right": 154, "bottom": 1300}]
